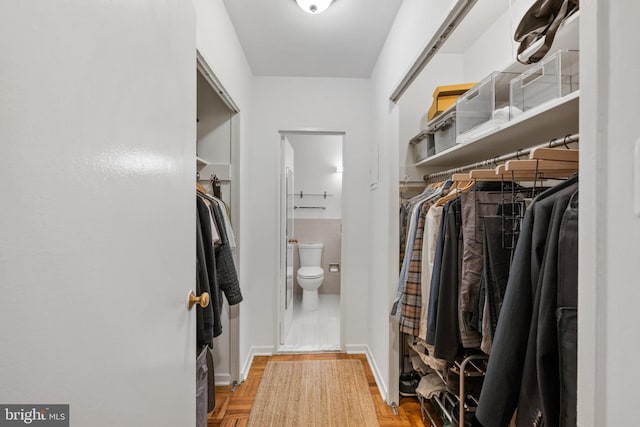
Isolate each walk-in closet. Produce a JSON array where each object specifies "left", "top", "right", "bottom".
[
  {"left": 393, "top": 0, "right": 581, "bottom": 425},
  {"left": 2, "top": 0, "right": 639, "bottom": 425}
]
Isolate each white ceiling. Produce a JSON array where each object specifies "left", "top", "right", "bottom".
[{"left": 222, "top": 0, "right": 404, "bottom": 78}]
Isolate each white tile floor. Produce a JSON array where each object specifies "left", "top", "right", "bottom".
[{"left": 280, "top": 293, "right": 341, "bottom": 352}]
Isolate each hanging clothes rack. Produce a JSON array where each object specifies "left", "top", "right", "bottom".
[{"left": 423, "top": 133, "right": 579, "bottom": 183}]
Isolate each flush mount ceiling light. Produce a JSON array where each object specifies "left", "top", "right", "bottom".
[{"left": 296, "top": 0, "right": 333, "bottom": 14}]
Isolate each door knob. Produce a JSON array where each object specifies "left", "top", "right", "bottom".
[{"left": 189, "top": 290, "right": 210, "bottom": 310}]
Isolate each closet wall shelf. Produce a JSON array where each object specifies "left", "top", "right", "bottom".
[
  {"left": 196, "top": 156, "right": 211, "bottom": 172},
  {"left": 414, "top": 90, "right": 579, "bottom": 168}
]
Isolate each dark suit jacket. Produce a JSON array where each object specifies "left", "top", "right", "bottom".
[
  {"left": 196, "top": 202, "right": 222, "bottom": 345},
  {"left": 517, "top": 187, "right": 576, "bottom": 427},
  {"left": 210, "top": 201, "right": 243, "bottom": 306},
  {"left": 476, "top": 177, "right": 578, "bottom": 427}
]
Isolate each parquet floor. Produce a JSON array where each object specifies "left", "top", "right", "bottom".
[{"left": 208, "top": 352, "right": 440, "bottom": 427}]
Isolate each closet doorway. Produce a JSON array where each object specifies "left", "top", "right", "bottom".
[
  {"left": 196, "top": 51, "right": 241, "bottom": 386},
  {"left": 279, "top": 131, "right": 345, "bottom": 352}
]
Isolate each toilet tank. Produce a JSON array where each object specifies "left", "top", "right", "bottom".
[{"left": 298, "top": 243, "right": 323, "bottom": 267}]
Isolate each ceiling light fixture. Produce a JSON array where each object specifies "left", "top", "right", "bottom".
[{"left": 296, "top": 0, "right": 333, "bottom": 14}]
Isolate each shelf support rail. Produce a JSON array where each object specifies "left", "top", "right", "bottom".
[{"left": 423, "top": 133, "right": 579, "bottom": 183}]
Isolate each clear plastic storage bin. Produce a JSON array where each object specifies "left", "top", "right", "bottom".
[
  {"left": 455, "top": 72, "right": 517, "bottom": 142},
  {"left": 410, "top": 110, "right": 457, "bottom": 163},
  {"left": 410, "top": 134, "right": 435, "bottom": 163},
  {"left": 429, "top": 111, "right": 457, "bottom": 154},
  {"left": 510, "top": 49, "right": 579, "bottom": 116}
]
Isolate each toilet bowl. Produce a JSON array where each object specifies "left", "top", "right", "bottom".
[{"left": 296, "top": 243, "right": 324, "bottom": 311}]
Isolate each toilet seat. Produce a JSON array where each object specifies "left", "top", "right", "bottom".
[{"left": 297, "top": 266, "right": 324, "bottom": 279}]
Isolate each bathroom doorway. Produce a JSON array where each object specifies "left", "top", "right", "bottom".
[{"left": 278, "top": 132, "right": 344, "bottom": 352}]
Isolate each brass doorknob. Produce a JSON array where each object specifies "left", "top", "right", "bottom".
[{"left": 189, "top": 290, "right": 210, "bottom": 309}]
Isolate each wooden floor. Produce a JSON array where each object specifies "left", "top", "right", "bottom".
[{"left": 208, "top": 353, "right": 439, "bottom": 427}]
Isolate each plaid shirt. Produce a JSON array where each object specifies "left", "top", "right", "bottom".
[{"left": 400, "top": 199, "right": 436, "bottom": 336}]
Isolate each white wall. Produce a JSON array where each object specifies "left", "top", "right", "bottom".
[
  {"left": 461, "top": 0, "right": 536, "bottom": 81},
  {"left": 192, "top": 0, "right": 254, "bottom": 381},
  {"left": 197, "top": 72, "right": 232, "bottom": 165},
  {"left": 579, "top": 1, "right": 640, "bottom": 425},
  {"left": 288, "top": 134, "right": 343, "bottom": 219},
  {"left": 368, "top": 0, "right": 459, "bottom": 403},
  {"left": 247, "top": 76, "right": 371, "bottom": 358},
  {"left": 399, "top": 54, "right": 465, "bottom": 179}
]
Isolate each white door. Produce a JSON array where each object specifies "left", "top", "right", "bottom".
[
  {"left": 0, "top": 2, "right": 197, "bottom": 426},
  {"left": 280, "top": 138, "right": 295, "bottom": 344}
]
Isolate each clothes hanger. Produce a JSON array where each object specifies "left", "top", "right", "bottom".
[
  {"left": 463, "top": 166, "right": 548, "bottom": 182},
  {"left": 529, "top": 147, "right": 579, "bottom": 162},
  {"left": 452, "top": 173, "right": 471, "bottom": 182},
  {"left": 196, "top": 183, "right": 208, "bottom": 194},
  {"left": 436, "top": 179, "right": 473, "bottom": 207},
  {"left": 504, "top": 159, "right": 578, "bottom": 172},
  {"left": 504, "top": 159, "right": 578, "bottom": 179}
]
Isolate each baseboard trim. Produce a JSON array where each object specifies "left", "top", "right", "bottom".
[
  {"left": 214, "top": 373, "right": 232, "bottom": 386},
  {"left": 240, "top": 346, "right": 275, "bottom": 381},
  {"left": 364, "top": 345, "right": 388, "bottom": 402},
  {"left": 345, "top": 344, "right": 368, "bottom": 354}
]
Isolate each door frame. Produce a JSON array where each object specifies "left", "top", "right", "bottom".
[
  {"left": 277, "top": 130, "right": 346, "bottom": 352},
  {"left": 197, "top": 50, "right": 241, "bottom": 385}
]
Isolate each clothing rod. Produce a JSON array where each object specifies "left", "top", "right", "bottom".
[
  {"left": 423, "top": 133, "right": 579, "bottom": 182},
  {"left": 294, "top": 206, "right": 326, "bottom": 210}
]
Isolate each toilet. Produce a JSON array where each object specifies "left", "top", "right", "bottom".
[{"left": 296, "top": 243, "right": 324, "bottom": 311}]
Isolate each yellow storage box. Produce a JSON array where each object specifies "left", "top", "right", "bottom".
[{"left": 428, "top": 83, "right": 476, "bottom": 121}]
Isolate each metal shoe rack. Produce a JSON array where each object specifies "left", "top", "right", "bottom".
[{"left": 417, "top": 354, "right": 488, "bottom": 426}]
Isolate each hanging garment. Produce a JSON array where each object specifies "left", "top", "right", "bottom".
[
  {"left": 400, "top": 186, "right": 438, "bottom": 263},
  {"left": 205, "top": 346, "right": 216, "bottom": 413},
  {"left": 479, "top": 215, "right": 513, "bottom": 353},
  {"left": 196, "top": 203, "right": 222, "bottom": 343},
  {"left": 476, "top": 176, "right": 578, "bottom": 427},
  {"left": 432, "top": 198, "right": 462, "bottom": 362},
  {"left": 400, "top": 197, "right": 438, "bottom": 335},
  {"left": 200, "top": 196, "right": 222, "bottom": 247},
  {"left": 210, "top": 201, "right": 243, "bottom": 306},
  {"left": 425, "top": 202, "right": 450, "bottom": 346},
  {"left": 392, "top": 187, "right": 439, "bottom": 316},
  {"left": 459, "top": 190, "right": 508, "bottom": 344},
  {"left": 211, "top": 195, "right": 236, "bottom": 249},
  {"left": 196, "top": 346, "right": 209, "bottom": 427},
  {"left": 557, "top": 192, "right": 578, "bottom": 427},
  {"left": 516, "top": 187, "right": 576, "bottom": 427},
  {"left": 418, "top": 204, "right": 444, "bottom": 340}
]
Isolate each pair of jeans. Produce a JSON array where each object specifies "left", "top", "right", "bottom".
[{"left": 480, "top": 216, "right": 513, "bottom": 353}]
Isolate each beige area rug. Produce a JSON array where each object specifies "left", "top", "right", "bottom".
[{"left": 247, "top": 359, "right": 380, "bottom": 427}]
